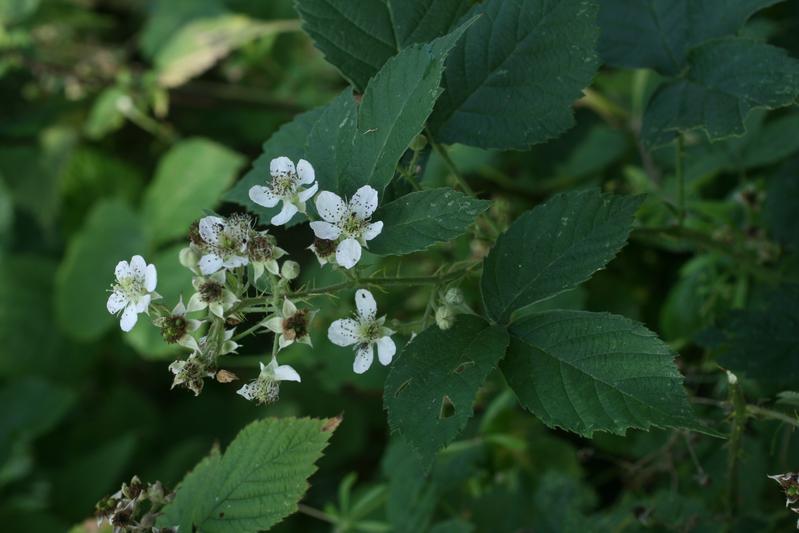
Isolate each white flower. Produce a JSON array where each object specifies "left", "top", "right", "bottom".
[
  {"left": 236, "top": 357, "right": 301, "bottom": 404},
  {"left": 196, "top": 215, "right": 251, "bottom": 275},
  {"left": 153, "top": 296, "right": 202, "bottom": 350},
  {"left": 187, "top": 271, "right": 238, "bottom": 319},
  {"left": 249, "top": 156, "right": 318, "bottom": 226},
  {"left": 263, "top": 299, "right": 314, "bottom": 351},
  {"left": 327, "top": 289, "right": 396, "bottom": 374},
  {"left": 310, "top": 185, "right": 383, "bottom": 269},
  {"left": 107, "top": 255, "right": 158, "bottom": 332}
]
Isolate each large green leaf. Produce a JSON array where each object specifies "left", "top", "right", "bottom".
[
  {"left": 598, "top": 0, "right": 784, "bottom": 75},
  {"left": 642, "top": 38, "right": 799, "bottom": 147},
  {"left": 503, "top": 310, "right": 700, "bottom": 436},
  {"left": 429, "top": 0, "right": 600, "bottom": 149},
  {"left": 142, "top": 138, "right": 244, "bottom": 244},
  {"left": 481, "top": 189, "right": 643, "bottom": 324},
  {"left": 55, "top": 199, "right": 147, "bottom": 341},
  {"left": 304, "top": 90, "right": 358, "bottom": 194},
  {"left": 715, "top": 285, "right": 799, "bottom": 389},
  {"left": 384, "top": 316, "right": 509, "bottom": 467},
  {"left": 157, "top": 417, "right": 338, "bottom": 532},
  {"left": 294, "top": 0, "right": 470, "bottom": 90},
  {"left": 369, "top": 188, "right": 490, "bottom": 255}
]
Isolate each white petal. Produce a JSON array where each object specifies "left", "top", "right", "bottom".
[
  {"left": 274, "top": 364, "right": 301, "bottom": 382},
  {"left": 336, "top": 238, "right": 362, "bottom": 269},
  {"left": 145, "top": 264, "right": 157, "bottom": 292},
  {"left": 199, "top": 253, "right": 224, "bottom": 275},
  {"left": 315, "top": 191, "right": 347, "bottom": 223},
  {"left": 114, "top": 260, "right": 131, "bottom": 281},
  {"left": 249, "top": 185, "right": 280, "bottom": 208},
  {"left": 350, "top": 185, "right": 378, "bottom": 219},
  {"left": 107, "top": 290, "right": 127, "bottom": 314},
  {"left": 363, "top": 221, "right": 383, "bottom": 241},
  {"left": 264, "top": 316, "right": 283, "bottom": 334},
  {"left": 353, "top": 343, "right": 374, "bottom": 374},
  {"left": 310, "top": 221, "right": 342, "bottom": 240},
  {"left": 328, "top": 318, "right": 360, "bottom": 347},
  {"left": 173, "top": 296, "right": 186, "bottom": 316},
  {"left": 376, "top": 336, "right": 396, "bottom": 366},
  {"left": 296, "top": 159, "right": 315, "bottom": 184},
  {"left": 355, "top": 289, "right": 377, "bottom": 320},
  {"left": 278, "top": 335, "right": 293, "bottom": 349},
  {"left": 135, "top": 293, "right": 151, "bottom": 313},
  {"left": 236, "top": 383, "right": 257, "bottom": 400},
  {"left": 130, "top": 255, "right": 147, "bottom": 280},
  {"left": 270, "top": 202, "right": 298, "bottom": 226},
  {"left": 298, "top": 182, "right": 318, "bottom": 202},
  {"left": 199, "top": 216, "right": 225, "bottom": 246},
  {"left": 223, "top": 255, "right": 249, "bottom": 269},
  {"left": 270, "top": 156, "right": 295, "bottom": 177},
  {"left": 186, "top": 292, "right": 206, "bottom": 312},
  {"left": 120, "top": 304, "right": 138, "bottom": 332}
]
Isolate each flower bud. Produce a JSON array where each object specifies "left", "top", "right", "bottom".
[
  {"left": 179, "top": 246, "right": 199, "bottom": 270},
  {"left": 443, "top": 288, "right": 464, "bottom": 306},
  {"left": 281, "top": 260, "right": 300, "bottom": 280},
  {"left": 435, "top": 306, "right": 456, "bottom": 330},
  {"left": 409, "top": 134, "right": 428, "bottom": 151}
]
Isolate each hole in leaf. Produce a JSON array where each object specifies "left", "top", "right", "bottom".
[
  {"left": 439, "top": 395, "right": 456, "bottom": 419},
  {"left": 394, "top": 378, "right": 413, "bottom": 398},
  {"left": 452, "top": 361, "right": 475, "bottom": 374}
]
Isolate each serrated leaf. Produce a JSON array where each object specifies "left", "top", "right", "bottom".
[
  {"left": 429, "top": 0, "right": 600, "bottom": 149},
  {"left": 642, "top": 38, "right": 799, "bottom": 147},
  {"left": 716, "top": 285, "right": 799, "bottom": 389},
  {"left": 294, "top": 0, "right": 470, "bottom": 90},
  {"left": 503, "top": 310, "right": 701, "bottom": 436},
  {"left": 305, "top": 89, "right": 358, "bottom": 194},
  {"left": 157, "top": 417, "right": 338, "bottom": 532},
  {"left": 55, "top": 199, "right": 147, "bottom": 341},
  {"left": 142, "top": 138, "right": 244, "bottom": 244},
  {"left": 598, "top": 0, "right": 784, "bottom": 75},
  {"left": 384, "top": 316, "right": 509, "bottom": 467},
  {"left": 481, "top": 189, "right": 643, "bottom": 324},
  {"left": 369, "top": 188, "right": 490, "bottom": 255}
]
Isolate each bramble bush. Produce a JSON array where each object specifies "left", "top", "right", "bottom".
[{"left": 2, "top": 0, "right": 799, "bottom": 531}]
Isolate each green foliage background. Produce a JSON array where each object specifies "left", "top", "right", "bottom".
[{"left": 1, "top": 0, "right": 799, "bottom": 531}]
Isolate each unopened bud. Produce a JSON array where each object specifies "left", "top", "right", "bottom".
[
  {"left": 281, "top": 260, "right": 300, "bottom": 280},
  {"left": 444, "top": 288, "right": 464, "bottom": 306},
  {"left": 179, "top": 247, "right": 199, "bottom": 270},
  {"left": 435, "top": 306, "right": 456, "bottom": 330}
]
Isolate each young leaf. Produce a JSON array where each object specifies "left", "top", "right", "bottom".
[
  {"left": 384, "top": 316, "right": 510, "bottom": 467},
  {"left": 368, "top": 188, "right": 490, "bottom": 255},
  {"left": 598, "top": 0, "right": 784, "bottom": 75},
  {"left": 157, "top": 417, "right": 339, "bottom": 532},
  {"left": 481, "top": 189, "right": 643, "bottom": 324},
  {"left": 429, "top": 0, "right": 600, "bottom": 149},
  {"left": 142, "top": 138, "right": 244, "bottom": 245},
  {"left": 55, "top": 199, "right": 147, "bottom": 341},
  {"left": 503, "top": 310, "right": 701, "bottom": 436},
  {"left": 642, "top": 38, "right": 799, "bottom": 147}
]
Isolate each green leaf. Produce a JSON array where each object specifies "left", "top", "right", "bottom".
[
  {"left": 384, "top": 316, "right": 510, "bottom": 467},
  {"left": 305, "top": 89, "right": 358, "bottom": 194},
  {"left": 642, "top": 38, "right": 799, "bottom": 147},
  {"left": 139, "top": 0, "right": 227, "bottom": 59},
  {"left": 740, "top": 112, "right": 799, "bottom": 168},
  {"left": 142, "top": 138, "right": 244, "bottom": 245},
  {"left": 157, "top": 417, "right": 338, "bottom": 532},
  {"left": 429, "top": 0, "right": 600, "bottom": 149},
  {"left": 368, "top": 188, "right": 490, "bottom": 255},
  {"left": 0, "top": 0, "right": 40, "bottom": 26},
  {"left": 766, "top": 158, "right": 799, "bottom": 250},
  {"left": 55, "top": 199, "right": 147, "bottom": 341},
  {"left": 503, "top": 310, "right": 701, "bottom": 436},
  {"left": 598, "top": 0, "right": 784, "bottom": 75},
  {"left": 84, "top": 87, "right": 128, "bottom": 140},
  {"left": 294, "top": 0, "right": 470, "bottom": 90},
  {"left": 481, "top": 189, "right": 643, "bottom": 324},
  {"left": 716, "top": 285, "right": 799, "bottom": 389}
]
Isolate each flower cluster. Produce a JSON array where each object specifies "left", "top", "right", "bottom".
[
  {"left": 769, "top": 472, "right": 799, "bottom": 527},
  {"left": 106, "top": 156, "right": 400, "bottom": 406},
  {"left": 95, "top": 476, "right": 174, "bottom": 533}
]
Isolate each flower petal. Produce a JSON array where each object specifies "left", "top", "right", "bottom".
[
  {"left": 186, "top": 292, "right": 206, "bottom": 312},
  {"left": 199, "top": 216, "right": 225, "bottom": 246},
  {"left": 130, "top": 255, "right": 147, "bottom": 280},
  {"left": 223, "top": 255, "right": 249, "bottom": 269},
  {"left": 353, "top": 343, "right": 374, "bottom": 374},
  {"left": 298, "top": 182, "right": 318, "bottom": 202},
  {"left": 376, "top": 336, "right": 396, "bottom": 366},
  {"left": 270, "top": 202, "right": 298, "bottom": 226},
  {"left": 107, "top": 290, "right": 127, "bottom": 314},
  {"left": 270, "top": 156, "right": 295, "bottom": 177},
  {"left": 120, "top": 304, "right": 138, "bottom": 332},
  {"left": 135, "top": 293, "right": 151, "bottom": 313},
  {"left": 282, "top": 298, "right": 297, "bottom": 316},
  {"left": 350, "top": 185, "right": 378, "bottom": 219},
  {"left": 296, "top": 159, "right": 315, "bottom": 184},
  {"left": 249, "top": 185, "right": 280, "bottom": 207},
  {"left": 114, "top": 260, "right": 131, "bottom": 281},
  {"left": 328, "top": 318, "right": 360, "bottom": 346},
  {"left": 145, "top": 264, "right": 157, "bottom": 292},
  {"left": 236, "top": 382, "right": 257, "bottom": 400},
  {"left": 355, "top": 289, "right": 377, "bottom": 321},
  {"left": 310, "top": 221, "right": 342, "bottom": 240},
  {"left": 335, "top": 238, "right": 362, "bottom": 269},
  {"left": 315, "top": 191, "right": 347, "bottom": 223},
  {"left": 263, "top": 316, "right": 283, "bottom": 333},
  {"left": 363, "top": 221, "right": 383, "bottom": 241},
  {"left": 274, "top": 364, "right": 301, "bottom": 382},
  {"left": 198, "top": 253, "right": 224, "bottom": 275}
]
